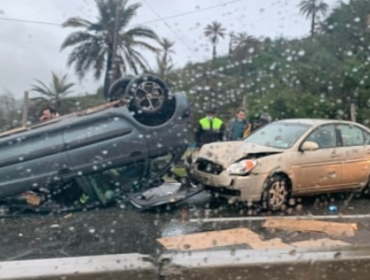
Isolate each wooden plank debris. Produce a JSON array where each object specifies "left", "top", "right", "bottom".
[
  {"left": 157, "top": 228, "right": 292, "bottom": 251},
  {"left": 263, "top": 218, "right": 357, "bottom": 237}
]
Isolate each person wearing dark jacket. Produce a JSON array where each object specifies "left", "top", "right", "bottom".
[
  {"left": 225, "top": 109, "right": 251, "bottom": 141},
  {"left": 195, "top": 108, "right": 225, "bottom": 148},
  {"left": 251, "top": 112, "right": 272, "bottom": 132}
]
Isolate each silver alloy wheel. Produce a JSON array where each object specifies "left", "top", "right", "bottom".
[
  {"left": 268, "top": 180, "right": 288, "bottom": 210},
  {"left": 134, "top": 81, "right": 165, "bottom": 113}
]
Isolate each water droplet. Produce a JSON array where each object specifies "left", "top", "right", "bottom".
[{"left": 298, "top": 50, "right": 305, "bottom": 56}]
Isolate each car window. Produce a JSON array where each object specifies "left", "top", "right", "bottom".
[
  {"left": 83, "top": 161, "right": 146, "bottom": 203},
  {"left": 306, "top": 124, "right": 336, "bottom": 149},
  {"left": 363, "top": 130, "right": 370, "bottom": 145},
  {"left": 245, "top": 122, "right": 310, "bottom": 149},
  {"left": 337, "top": 124, "right": 365, "bottom": 147}
]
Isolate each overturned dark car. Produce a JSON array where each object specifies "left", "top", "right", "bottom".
[{"left": 0, "top": 75, "right": 195, "bottom": 214}]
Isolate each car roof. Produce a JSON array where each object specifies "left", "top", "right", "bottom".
[{"left": 276, "top": 118, "right": 360, "bottom": 126}]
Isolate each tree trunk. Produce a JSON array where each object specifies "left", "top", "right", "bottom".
[
  {"left": 103, "top": 50, "right": 113, "bottom": 100},
  {"left": 311, "top": 8, "right": 316, "bottom": 37},
  {"left": 212, "top": 44, "right": 216, "bottom": 60}
]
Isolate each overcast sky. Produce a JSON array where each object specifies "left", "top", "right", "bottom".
[{"left": 0, "top": 0, "right": 342, "bottom": 99}]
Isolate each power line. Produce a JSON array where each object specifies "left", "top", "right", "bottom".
[
  {"left": 142, "top": 0, "right": 194, "bottom": 57},
  {"left": 0, "top": 16, "right": 60, "bottom": 26},
  {"left": 0, "top": 0, "right": 244, "bottom": 27},
  {"left": 140, "top": 0, "right": 245, "bottom": 25}
]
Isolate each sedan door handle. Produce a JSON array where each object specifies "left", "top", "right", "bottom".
[{"left": 330, "top": 154, "right": 340, "bottom": 158}]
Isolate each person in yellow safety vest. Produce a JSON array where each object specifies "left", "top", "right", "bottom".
[{"left": 195, "top": 108, "right": 225, "bottom": 148}]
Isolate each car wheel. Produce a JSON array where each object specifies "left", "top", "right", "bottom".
[
  {"left": 108, "top": 77, "right": 133, "bottom": 102},
  {"left": 125, "top": 74, "right": 170, "bottom": 115},
  {"left": 263, "top": 175, "right": 290, "bottom": 211},
  {"left": 362, "top": 176, "right": 370, "bottom": 198}
]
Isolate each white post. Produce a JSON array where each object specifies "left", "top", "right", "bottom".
[
  {"left": 22, "top": 91, "right": 29, "bottom": 127},
  {"left": 242, "top": 95, "right": 248, "bottom": 112},
  {"left": 350, "top": 103, "right": 356, "bottom": 122}
]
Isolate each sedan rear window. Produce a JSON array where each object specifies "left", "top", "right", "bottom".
[{"left": 245, "top": 122, "right": 310, "bottom": 149}]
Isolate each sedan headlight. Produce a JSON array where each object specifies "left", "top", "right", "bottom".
[{"left": 227, "top": 160, "right": 257, "bottom": 175}]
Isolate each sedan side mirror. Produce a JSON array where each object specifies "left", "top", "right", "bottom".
[{"left": 301, "top": 141, "right": 319, "bottom": 152}]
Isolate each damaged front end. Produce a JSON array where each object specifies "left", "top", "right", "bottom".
[{"left": 188, "top": 141, "right": 285, "bottom": 202}]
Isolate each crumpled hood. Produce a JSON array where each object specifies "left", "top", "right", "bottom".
[{"left": 197, "top": 141, "right": 284, "bottom": 167}]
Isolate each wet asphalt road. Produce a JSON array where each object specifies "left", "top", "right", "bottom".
[{"left": 1, "top": 190, "right": 370, "bottom": 262}]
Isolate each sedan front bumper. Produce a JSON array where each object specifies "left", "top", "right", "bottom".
[{"left": 191, "top": 167, "right": 268, "bottom": 202}]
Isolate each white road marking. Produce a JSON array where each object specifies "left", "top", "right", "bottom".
[{"left": 189, "top": 214, "right": 370, "bottom": 223}]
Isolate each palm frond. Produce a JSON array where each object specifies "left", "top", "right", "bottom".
[
  {"left": 60, "top": 31, "right": 96, "bottom": 50},
  {"left": 62, "top": 17, "right": 93, "bottom": 28}
]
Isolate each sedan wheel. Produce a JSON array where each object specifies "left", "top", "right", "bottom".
[{"left": 264, "top": 176, "right": 289, "bottom": 211}]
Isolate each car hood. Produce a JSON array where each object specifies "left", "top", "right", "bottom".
[{"left": 197, "top": 141, "right": 285, "bottom": 167}]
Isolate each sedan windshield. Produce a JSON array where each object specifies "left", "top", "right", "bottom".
[{"left": 245, "top": 122, "right": 311, "bottom": 149}]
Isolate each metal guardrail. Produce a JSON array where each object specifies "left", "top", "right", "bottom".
[
  {"left": 1, "top": 246, "right": 370, "bottom": 280},
  {"left": 0, "top": 253, "right": 156, "bottom": 280},
  {"left": 159, "top": 246, "right": 370, "bottom": 280}
]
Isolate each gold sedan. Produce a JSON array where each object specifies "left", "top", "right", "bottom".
[{"left": 190, "top": 119, "right": 370, "bottom": 211}]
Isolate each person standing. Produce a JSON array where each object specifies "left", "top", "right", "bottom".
[
  {"left": 225, "top": 109, "right": 251, "bottom": 141},
  {"left": 251, "top": 112, "right": 272, "bottom": 132},
  {"left": 195, "top": 108, "right": 225, "bottom": 148}
]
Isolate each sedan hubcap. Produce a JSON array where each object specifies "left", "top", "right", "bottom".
[{"left": 268, "top": 181, "right": 287, "bottom": 209}]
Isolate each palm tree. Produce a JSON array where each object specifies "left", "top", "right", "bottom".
[
  {"left": 203, "top": 21, "right": 226, "bottom": 60},
  {"left": 61, "top": 0, "right": 160, "bottom": 99},
  {"left": 232, "top": 32, "right": 258, "bottom": 79},
  {"left": 233, "top": 32, "right": 258, "bottom": 55},
  {"left": 30, "top": 72, "right": 75, "bottom": 113},
  {"left": 157, "top": 38, "right": 175, "bottom": 78},
  {"left": 299, "top": 0, "right": 329, "bottom": 37},
  {"left": 228, "top": 32, "right": 236, "bottom": 56}
]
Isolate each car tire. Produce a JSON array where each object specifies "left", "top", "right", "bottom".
[
  {"left": 362, "top": 176, "right": 370, "bottom": 198},
  {"left": 108, "top": 77, "right": 133, "bottom": 102},
  {"left": 125, "top": 74, "right": 170, "bottom": 115},
  {"left": 262, "top": 175, "right": 290, "bottom": 211}
]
